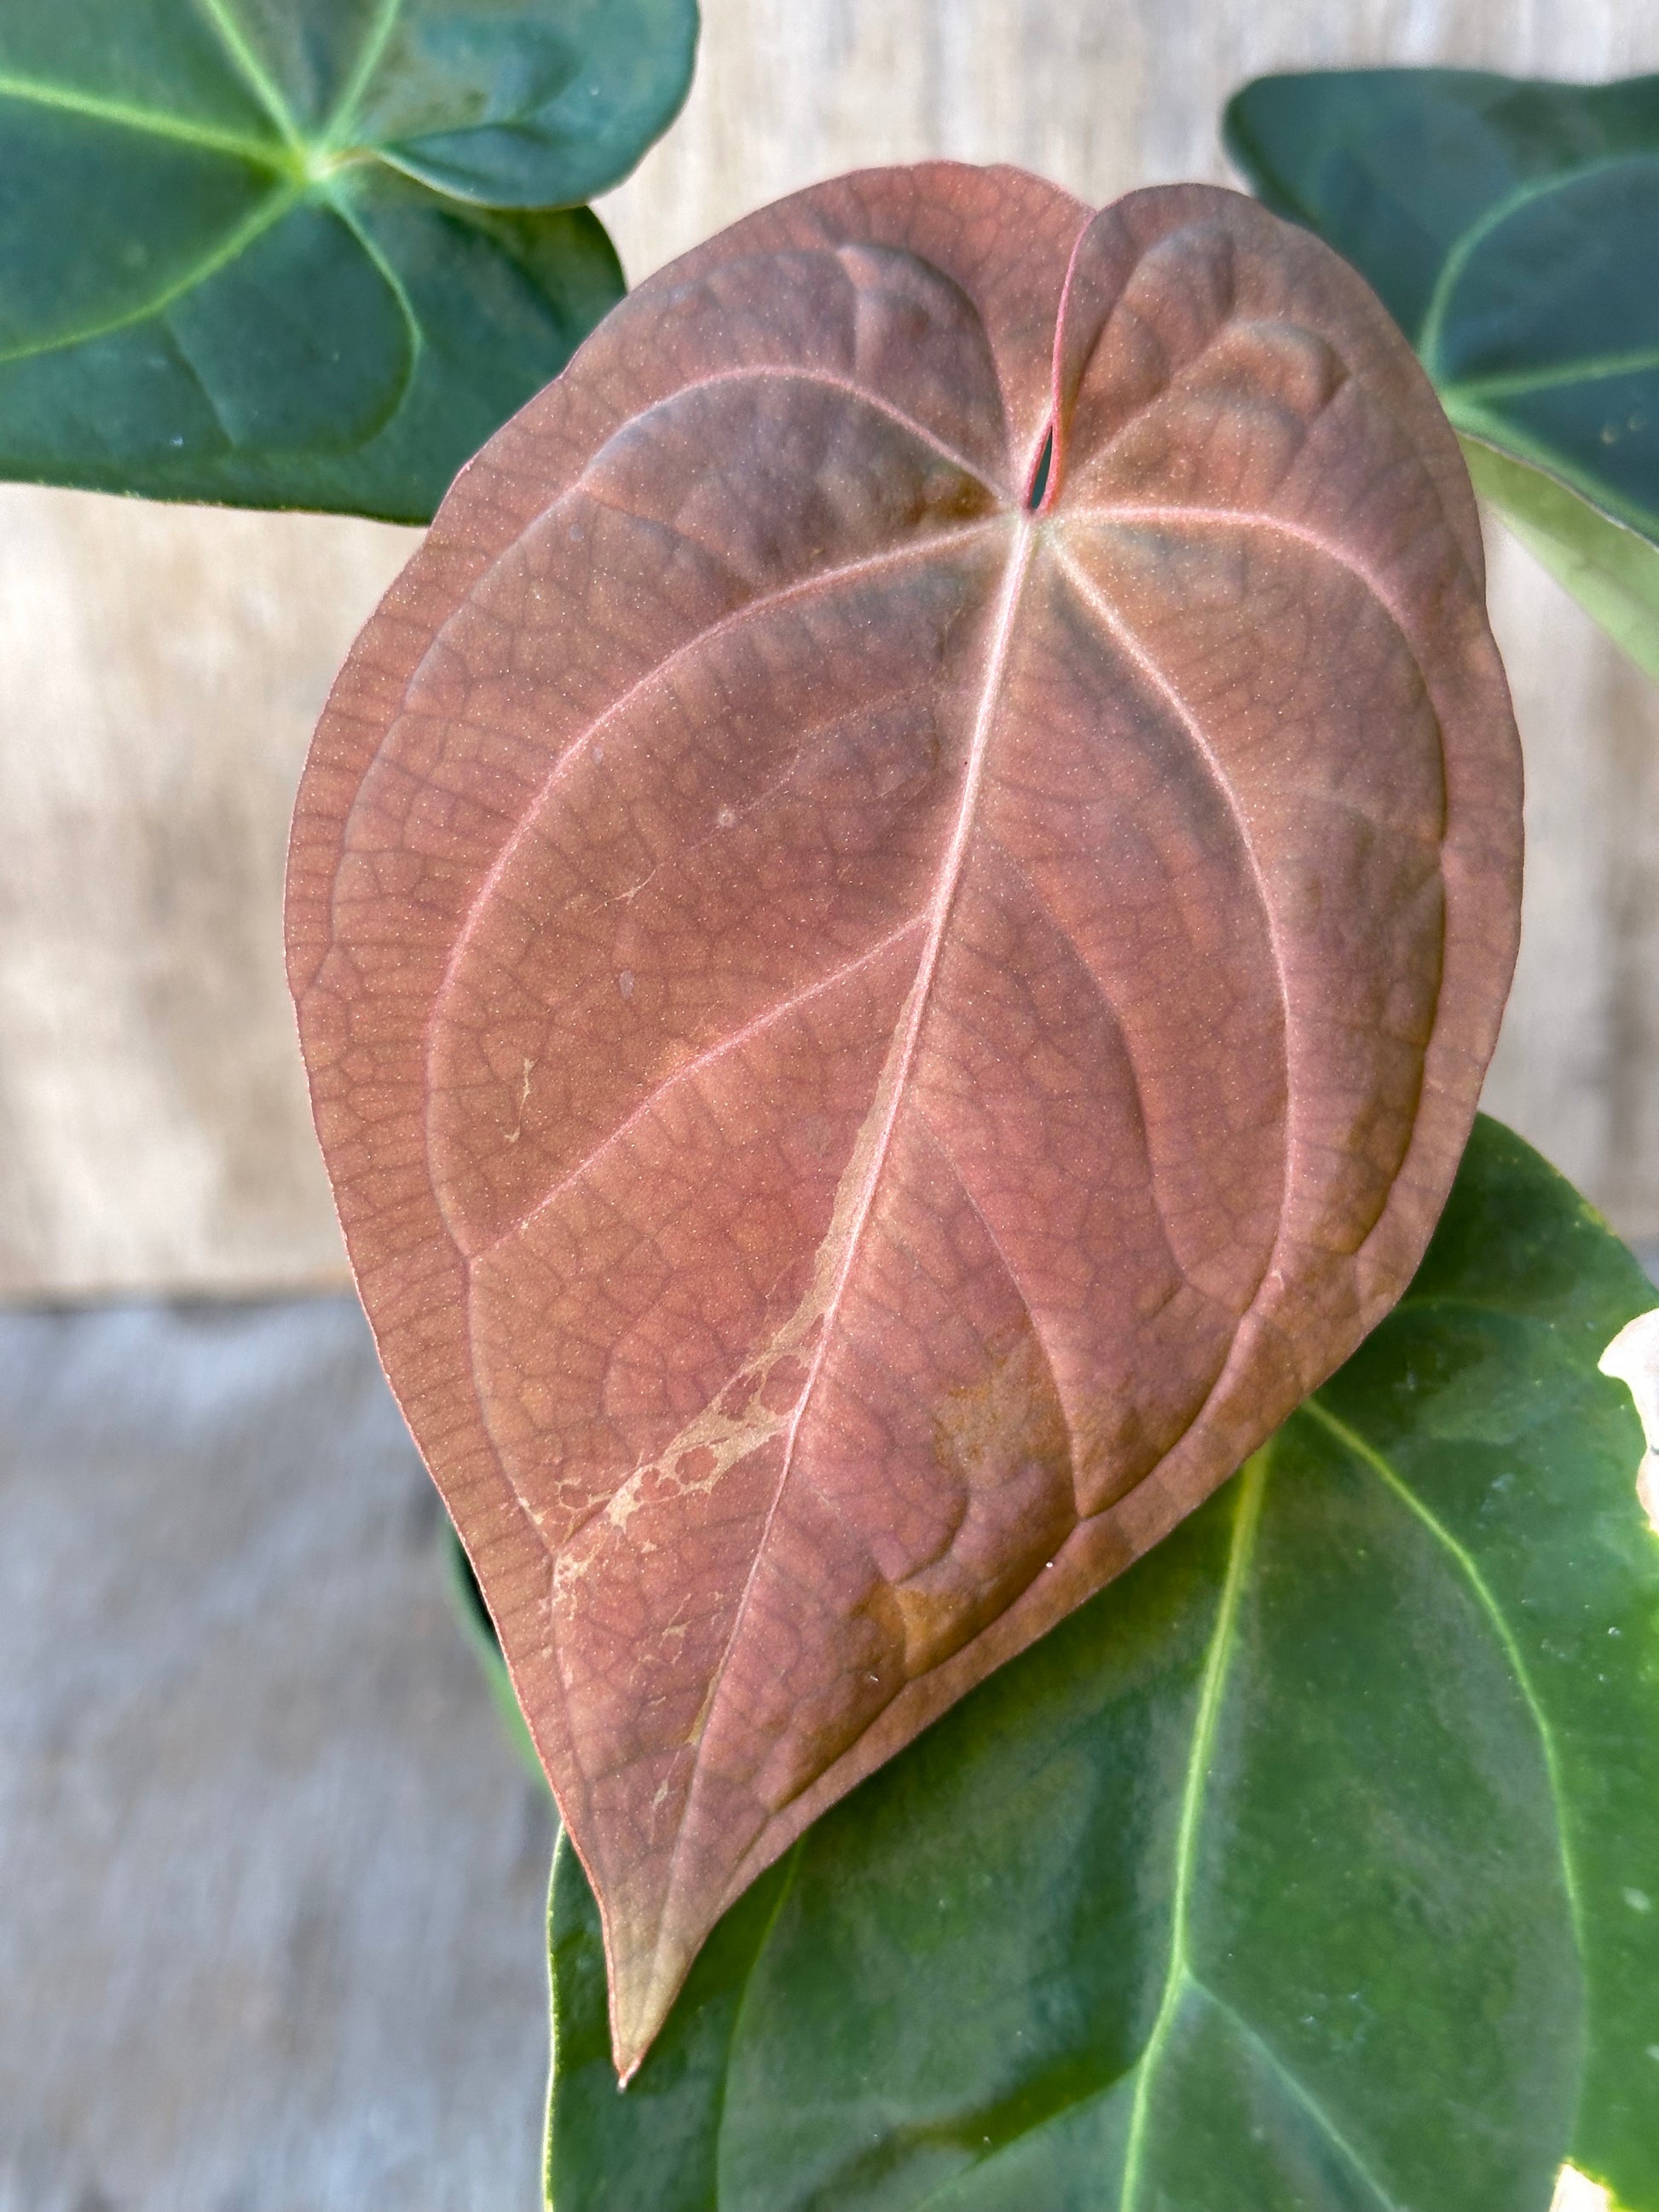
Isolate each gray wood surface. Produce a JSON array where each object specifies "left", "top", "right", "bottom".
[
  {"left": 0, "top": 1297, "right": 552, "bottom": 2212},
  {"left": 3, "top": 0, "right": 1657, "bottom": 1297}
]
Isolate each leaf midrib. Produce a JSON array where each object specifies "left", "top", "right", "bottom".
[
  {"left": 195, "top": 0, "right": 303, "bottom": 151},
  {"left": 0, "top": 3, "right": 428, "bottom": 395},
  {"left": 0, "top": 182, "right": 298, "bottom": 367},
  {"left": 1116, "top": 1446, "right": 1269, "bottom": 2209},
  {"left": 0, "top": 0, "right": 410, "bottom": 182},
  {"left": 0, "top": 68, "right": 282, "bottom": 165},
  {"left": 632, "top": 519, "right": 1043, "bottom": 2062},
  {"left": 1444, "top": 344, "right": 1659, "bottom": 407}
]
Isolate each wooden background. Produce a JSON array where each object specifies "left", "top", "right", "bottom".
[{"left": 3, "top": 0, "right": 1657, "bottom": 1298}]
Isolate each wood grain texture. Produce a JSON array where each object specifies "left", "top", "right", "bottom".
[
  {"left": 595, "top": 0, "right": 1659, "bottom": 283},
  {"left": 0, "top": 484, "right": 415, "bottom": 1297},
  {"left": 0, "top": 1298, "right": 552, "bottom": 2212},
  {"left": 4, "top": 0, "right": 1659, "bottom": 1300},
  {"left": 289, "top": 165, "right": 1521, "bottom": 2071}
]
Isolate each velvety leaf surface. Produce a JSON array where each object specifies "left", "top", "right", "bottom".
[
  {"left": 546, "top": 1118, "right": 1659, "bottom": 2212},
  {"left": 0, "top": 0, "right": 698, "bottom": 517},
  {"left": 1224, "top": 69, "right": 1659, "bottom": 675},
  {"left": 287, "top": 162, "right": 1522, "bottom": 2070}
]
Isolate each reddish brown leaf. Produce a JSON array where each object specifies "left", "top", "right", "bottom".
[{"left": 286, "top": 164, "right": 1522, "bottom": 2076}]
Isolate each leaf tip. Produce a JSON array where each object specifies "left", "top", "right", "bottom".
[
  {"left": 607, "top": 1922, "right": 693, "bottom": 2086},
  {"left": 1598, "top": 1306, "right": 1659, "bottom": 1535}
]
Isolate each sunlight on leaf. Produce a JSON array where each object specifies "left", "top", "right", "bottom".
[
  {"left": 1552, "top": 2164, "right": 1612, "bottom": 2212},
  {"left": 1599, "top": 1305, "right": 1659, "bottom": 1534}
]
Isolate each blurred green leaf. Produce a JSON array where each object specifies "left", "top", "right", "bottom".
[
  {"left": 546, "top": 1118, "right": 1659, "bottom": 2212},
  {"left": 1460, "top": 435, "right": 1659, "bottom": 681},
  {"left": 0, "top": 0, "right": 699, "bottom": 517},
  {"left": 1225, "top": 70, "right": 1659, "bottom": 676},
  {"left": 445, "top": 1521, "right": 546, "bottom": 1783}
]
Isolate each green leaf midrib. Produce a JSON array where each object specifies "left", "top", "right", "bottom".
[
  {"left": 327, "top": 180, "right": 424, "bottom": 375},
  {"left": 195, "top": 0, "right": 304, "bottom": 150},
  {"left": 0, "top": 68, "right": 283, "bottom": 165},
  {"left": 0, "top": 0, "right": 413, "bottom": 184},
  {"left": 0, "top": 182, "right": 300, "bottom": 366},
  {"left": 890, "top": 1439, "right": 1393, "bottom": 2212},
  {"left": 1444, "top": 344, "right": 1659, "bottom": 407},
  {"left": 0, "top": 0, "right": 429, "bottom": 384},
  {"left": 321, "top": 0, "right": 408, "bottom": 153},
  {"left": 1415, "top": 149, "right": 1638, "bottom": 377},
  {"left": 1116, "top": 1447, "right": 1269, "bottom": 2209},
  {"left": 888, "top": 1961, "right": 1398, "bottom": 2212},
  {"left": 1194, "top": 1978, "right": 1398, "bottom": 2211}
]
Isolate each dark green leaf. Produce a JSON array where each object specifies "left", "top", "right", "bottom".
[
  {"left": 1224, "top": 70, "right": 1659, "bottom": 675},
  {"left": 445, "top": 1520, "right": 546, "bottom": 1782},
  {"left": 546, "top": 1118, "right": 1659, "bottom": 2212},
  {"left": 0, "top": 0, "right": 699, "bottom": 517}
]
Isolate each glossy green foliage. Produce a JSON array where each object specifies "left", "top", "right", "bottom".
[
  {"left": 546, "top": 1118, "right": 1659, "bottom": 2212},
  {"left": 1225, "top": 70, "right": 1659, "bottom": 677},
  {"left": 0, "top": 0, "right": 699, "bottom": 518}
]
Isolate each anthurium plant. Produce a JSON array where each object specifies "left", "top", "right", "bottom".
[{"left": 4, "top": 12, "right": 1655, "bottom": 2203}]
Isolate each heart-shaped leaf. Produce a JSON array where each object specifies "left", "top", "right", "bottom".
[
  {"left": 1224, "top": 69, "right": 1659, "bottom": 678},
  {"left": 0, "top": 0, "right": 698, "bottom": 518},
  {"left": 287, "top": 163, "right": 1522, "bottom": 2071},
  {"left": 546, "top": 1117, "right": 1659, "bottom": 2212}
]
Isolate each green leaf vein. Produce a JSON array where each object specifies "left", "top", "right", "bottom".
[
  {"left": 1298, "top": 1394, "right": 1583, "bottom": 1946},
  {"left": 0, "top": 183, "right": 299, "bottom": 366},
  {"left": 1117, "top": 1443, "right": 1270, "bottom": 2210},
  {"left": 324, "top": 182, "right": 424, "bottom": 382},
  {"left": 1199, "top": 1981, "right": 1400, "bottom": 2212},
  {"left": 1445, "top": 344, "right": 1659, "bottom": 406},
  {"left": 1415, "top": 152, "right": 1635, "bottom": 377},
  {"left": 323, "top": 0, "right": 408, "bottom": 151},
  {"left": 194, "top": 0, "right": 304, "bottom": 151},
  {"left": 0, "top": 68, "right": 285, "bottom": 166}
]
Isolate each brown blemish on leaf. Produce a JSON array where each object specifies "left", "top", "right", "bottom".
[
  {"left": 286, "top": 163, "right": 1522, "bottom": 2075},
  {"left": 892, "top": 1332, "right": 1078, "bottom": 1674}
]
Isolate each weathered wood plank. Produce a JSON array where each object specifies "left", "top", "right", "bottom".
[
  {"left": 0, "top": 488, "right": 415, "bottom": 1296},
  {"left": 0, "top": 1297, "right": 552, "bottom": 2210}
]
